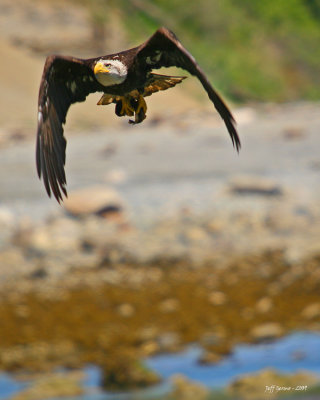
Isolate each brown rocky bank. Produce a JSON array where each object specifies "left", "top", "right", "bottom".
[{"left": 0, "top": 246, "right": 319, "bottom": 390}]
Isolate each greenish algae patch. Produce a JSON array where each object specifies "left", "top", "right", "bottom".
[{"left": 0, "top": 250, "right": 319, "bottom": 390}]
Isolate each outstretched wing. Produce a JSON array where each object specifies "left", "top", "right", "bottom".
[
  {"left": 36, "top": 55, "right": 101, "bottom": 202},
  {"left": 142, "top": 73, "right": 186, "bottom": 97},
  {"left": 135, "top": 27, "right": 240, "bottom": 151}
]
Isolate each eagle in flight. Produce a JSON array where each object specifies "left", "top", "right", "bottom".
[{"left": 36, "top": 27, "right": 241, "bottom": 202}]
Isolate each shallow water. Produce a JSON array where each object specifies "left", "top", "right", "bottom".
[
  {"left": 1, "top": 331, "right": 320, "bottom": 399},
  {"left": 146, "top": 331, "right": 320, "bottom": 388}
]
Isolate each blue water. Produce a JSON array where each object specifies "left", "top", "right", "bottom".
[
  {"left": 1, "top": 331, "right": 320, "bottom": 400},
  {"left": 0, "top": 373, "right": 27, "bottom": 399},
  {"left": 146, "top": 331, "right": 320, "bottom": 388}
]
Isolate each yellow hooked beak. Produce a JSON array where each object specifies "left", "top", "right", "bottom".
[{"left": 94, "top": 62, "right": 109, "bottom": 75}]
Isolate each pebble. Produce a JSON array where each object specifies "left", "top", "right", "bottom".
[
  {"left": 9, "top": 371, "right": 84, "bottom": 400},
  {"left": 255, "top": 297, "right": 273, "bottom": 313},
  {"left": 208, "top": 291, "right": 227, "bottom": 306},
  {"left": 117, "top": 303, "right": 135, "bottom": 318},
  {"left": 198, "top": 351, "right": 223, "bottom": 364},
  {"left": 184, "top": 227, "right": 208, "bottom": 242},
  {"left": 157, "top": 332, "right": 180, "bottom": 352},
  {"left": 171, "top": 374, "right": 209, "bottom": 400},
  {"left": 159, "top": 298, "right": 180, "bottom": 313},
  {"left": 250, "top": 323, "right": 284, "bottom": 342},
  {"left": 282, "top": 126, "right": 306, "bottom": 140},
  {"left": 301, "top": 303, "right": 320, "bottom": 320}
]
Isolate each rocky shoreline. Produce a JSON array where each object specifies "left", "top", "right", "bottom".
[
  {"left": 0, "top": 246, "right": 320, "bottom": 398},
  {"left": 0, "top": 100, "right": 319, "bottom": 398},
  {"left": 1, "top": 201, "right": 320, "bottom": 382}
]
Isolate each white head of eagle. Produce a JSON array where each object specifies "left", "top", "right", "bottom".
[{"left": 94, "top": 59, "right": 128, "bottom": 86}]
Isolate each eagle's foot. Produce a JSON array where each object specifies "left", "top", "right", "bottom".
[
  {"left": 115, "top": 97, "right": 135, "bottom": 117},
  {"left": 129, "top": 95, "right": 147, "bottom": 124}
]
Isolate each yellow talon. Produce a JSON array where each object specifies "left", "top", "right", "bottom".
[
  {"left": 116, "top": 94, "right": 147, "bottom": 123},
  {"left": 132, "top": 94, "right": 147, "bottom": 124},
  {"left": 135, "top": 95, "right": 147, "bottom": 115},
  {"left": 120, "top": 97, "right": 135, "bottom": 116}
]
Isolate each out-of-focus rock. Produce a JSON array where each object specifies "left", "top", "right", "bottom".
[
  {"left": 256, "top": 297, "right": 273, "bottom": 313},
  {"left": 250, "top": 322, "right": 284, "bottom": 342},
  {"left": 198, "top": 350, "right": 223, "bottom": 364},
  {"left": 206, "top": 218, "right": 225, "bottom": 234},
  {"left": 100, "top": 143, "right": 117, "bottom": 157},
  {"left": 117, "top": 303, "right": 135, "bottom": 318},
  {"left": 157, "top": 332, "right": 180, "bottom": 352},
  {"left": 282, "top": 126, "right": 306, "bottom": 140},
  {"left": 28, "top": 217, "right": 80, "bottom": 253},
  {"left": 301, "top": 303, "right": 320, "bottom": 320},
  {"left": 208, "top": 291, "right": 227, "bottom": 305},
  {"left": 234, "top": 107, "right": 256, "bottom": 125},
  {"left": 0, "top": 248, "right": 33, "bottom": 279},
  {"left": 184, "top": 227, "right": 208, "bottom": 242},
  {"left": 227, "top": 368, "right": 318, "bottom": 399},
  {"left": 9, "top": 371, "right": 84, "bottom": 400},
  {"left": 0, "top": 206, "right": 15, "bottom": 248},
  {"left": 64, "top": 185, "right": 124, "bottom": 218},
  {"left": 104, "top": 168, "right": 127, "bottom": 184},
  {"left": 229, "top": 176, "right": 283, "bottom": 196},
  {"left": 0, "top": 206, "right": 15, "bottom": 227},
  {"left": 171, "top": 374, "right": 209, "bottom": 400},
  {"left": 140, "top": 341, "right": 159, "bottom": 356},
  {"left": 101, "top": 353, "right": 160, "bottom": 390},
  {"left": 158, "top": 298, "right": 180, "bottom": 313}
]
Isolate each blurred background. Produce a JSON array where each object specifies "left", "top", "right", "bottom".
[{"left": 0, "top": 0, "right": 320, "bottom": 399}]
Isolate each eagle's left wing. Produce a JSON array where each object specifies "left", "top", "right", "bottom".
[
  {"left": 142, "top": 73, "right": 186, "bottom": 97},
  {"left": 36, "top": 55, "right": 101, "bottom": 202},
  {"left": 135, "top": 27, "right": 241, "bottom": 151}
]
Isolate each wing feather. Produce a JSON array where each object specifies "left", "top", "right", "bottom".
[
  {"left": 136, "top": 27, "right": 240, "bottom": 151},
  {"left": 143, "top": 74, "right": 186, "bottom": 97},
  {"left": 36, "top": 55, "right": 100, "bottom": 201}
]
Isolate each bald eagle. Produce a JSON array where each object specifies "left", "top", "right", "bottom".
[{"left": 36, "top": 27, "right": 240, "bottom": 202}]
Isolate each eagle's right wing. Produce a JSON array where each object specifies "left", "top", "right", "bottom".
[{"left": 36, "top": 55, "right": 101, "bottom": 202}]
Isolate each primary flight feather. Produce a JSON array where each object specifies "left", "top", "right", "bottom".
[{"left": 36, "top": 27, "right": 241, "bottom": 202}]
